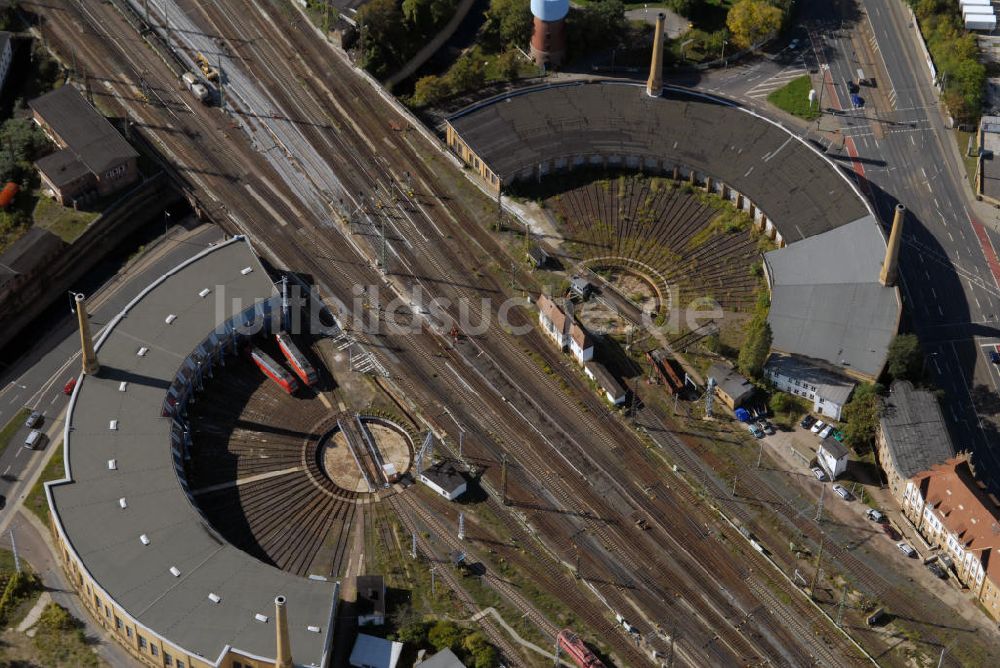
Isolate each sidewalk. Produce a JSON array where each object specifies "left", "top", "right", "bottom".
[{"left": 1, "top": 509, "right": 136, "bottom": 667}]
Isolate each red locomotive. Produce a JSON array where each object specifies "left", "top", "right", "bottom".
[
  {"left": 275, "top": 331, "right": 318, "bottom": 386},
  {"left": 251, "top": 347, "right": 299, "bottom": 394},
  {"left": 558, "top": 629, "right": 606, "bottom": 668}
]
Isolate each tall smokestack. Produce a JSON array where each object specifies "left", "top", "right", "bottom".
[
  {"left": 646, "top": 13, "right": 665, "bottom": 97},
  {"left": 880, "top": 204, "right": 905, "bottom": 287},
  {"left": 530, "top": 0, "right": 569, "bottom": 67},
  {"left": 275, "top": 595, "right": 292, "bottom": 668},
  {"left": 76, "top": 293, "right": 100, "bottom": 375}
]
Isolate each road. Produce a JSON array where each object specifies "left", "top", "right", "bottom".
[{"left": 0, "top": 224, "right": 224, "bottom": 526}]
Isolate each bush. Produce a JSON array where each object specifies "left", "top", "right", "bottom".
[
  {"left": 886, "top": 333, "right": 923, "bottom": 381},
  {"left": 726, "top": 0, "right": 783, "bottom": 50},
  {"left": 737, "top": 314, "right": 771, "bottom": 379},
  {"left": 842, "top": 383, "right": 883, "bottom": 452}
]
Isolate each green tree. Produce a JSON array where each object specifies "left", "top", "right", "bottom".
[
  {"left": 486, "top": 0, "right": 534, "bottom": 48},
  {"left": 495, "top": 49, "right": 521, "bottom": 81},
  {"left": 842, "top": 383, "right": 882, "bottom": 452},
  {"left": 448, "top": 50, "right": 486, "bottom": 92},
  {"left": 411, "top": 74, "right": 452, "bottom": 107},
  {"left": 886, "top": 333, "right": 923, "bottom": 381},
  {"left": 737, "top": 316, "right": 772, "bottom": 379},
  {"left": 357, "top": 0, "right": 407, "bottom": 78},
  {"left": 726, "top": 0, "right": 783, "bottom": 50},
  {"left": 428, "top": 620, "right": 463, "bottom": 652}
]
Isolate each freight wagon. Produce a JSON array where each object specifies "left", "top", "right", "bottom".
[
  {"left": 275, "top": 331, "right": 319, "bottom": 386},
  {"left": 251, "top": 347, "right": 299, "bottom": 394}
]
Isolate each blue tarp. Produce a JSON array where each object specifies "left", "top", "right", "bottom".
[{"left": 735, "top": 408, "right": 752, "bottom": 422}]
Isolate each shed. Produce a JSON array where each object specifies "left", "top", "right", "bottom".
[
  {"left": 584, "top": 361, "right": 626, "bottom": 405},
  {"left": 350, "top": 634, "right": 403, "bottom": 668},
  {"left": 527, "top": 244, "right": 551, "bottom": 269},
  {"left": 418, "top": 460, "right": 468, "bottom": 501},
  {"left": 817, "top": 440, "right": 849, "bottom": 479},
  {"left": 707, "top": 363, "right": 754, "bottom": 410}
]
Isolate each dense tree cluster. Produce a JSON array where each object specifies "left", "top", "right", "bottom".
[
  {"left": 726, "top": 0, "right": 783, "bottom": 50},
  {"left": 841, "top": 383, "right": 883, "bottom": 452},
  {"left": 357, "top": 0, "right": 459, "bottom": 79},
  {"left": 394, "top": 620, "right": 499, "bottom": 668},
  {"left": 886, "top": 333, "right": 924, "bottom": 382},
  {"left": 737, "top": 311, "right": 772, "bottom": 379}
]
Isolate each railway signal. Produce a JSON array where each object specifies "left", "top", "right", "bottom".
[{"left": 458, "top": 512, "right": 465, "bottom": 541}]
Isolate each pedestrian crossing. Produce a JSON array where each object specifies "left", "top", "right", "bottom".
[{"left": 745, "top": 64, "right": 809, "bottom": 99}]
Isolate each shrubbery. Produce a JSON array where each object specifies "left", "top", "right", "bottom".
[
  {"left": 907, "top": 0, "right": 985, "bottom": 123},
  {"left": 393, "top": 620, "right": 498, "bottom": 668},
  {"left": 356, "top": 0, "right": 459, "bottom": 79}
]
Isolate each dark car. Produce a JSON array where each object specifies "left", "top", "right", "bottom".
[
  {"left": 926, "top": 562, "right": 948, "bottom": 579},
  {"left": 882, "top": 524, "right": 901, "bottom": 540},
  {"left": 847, "top": 81, "right": 859, "bottom": 94},
  {"left": 990, "top": 350, "right": 1000, "bottom": 365},
  {"left": 800, "top": 415, "right": 817, "bottom": 429},
  {"left": 851, "top": 94, "right": 865, "bottom": 108}
]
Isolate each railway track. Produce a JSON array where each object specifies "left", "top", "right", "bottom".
[{"left": 31, "top": 0, "right": 885, "bottom": 664}]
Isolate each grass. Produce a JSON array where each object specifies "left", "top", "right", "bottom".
[
  {"left": 32, "top": 196, "right": 99, "bottom": 243},
  {"left": 955, "top": 128, "right": 980, "bottom": 188},
  {"left": 767, "top": 75, "right": 821, "bottom": 121},
  {"left": 0, "top": 409, "right": 30, "bottom": 461},
  {"left": 29, "top": 602, "right": 102, "bottom": 667},
  {"left": 25, "top": 443, "right": 64, "bottom": 523}
]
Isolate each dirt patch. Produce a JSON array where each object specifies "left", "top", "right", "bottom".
[
  {"left": 321, "top": 431, "right": 369, "bottom": 492},
  {"left": 367, "top": 422, "right": 412, "bottom": 476}
]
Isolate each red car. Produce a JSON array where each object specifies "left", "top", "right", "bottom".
[
  {"left": 63, "top": 378, "right": 77, "bottom": 395},
  {"left": 882, "top": 524, "right": 901, "bottom": 540}
]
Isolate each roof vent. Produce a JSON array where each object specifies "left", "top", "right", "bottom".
[
  {"left": 137, "top": 347, "right": 149, "bottom": 357},
  {"left": 109, "top": 420, "right": 118, "bottom": 430},
  {"left": 119, "top": 498, "right": 127, "bottom": 509},
  {"left": 169, "top": 566, "right": 181, "bottom": 577},
  {"left": 198, "top": 288, "right": 211, "bottom": 298},
  {"left": 307, "top": 625, "right": 320, "bottom": 633},
  {"left": 119, "top": 382, "right": 128, "bottom": 392},
  {"left": 107, "top": 459, "right": 117, "bottom": 470},
  {"left": 208, "top": 593, "right": 221, "bottom": 604},
  {"left": 241, "top": 266, "right": 253, "bottom": 275},
  {"left": 140, "top": 534, "right": 150, "bottom": 546},
  {"left": 165, "top": 314, "right": 177, "bottom": 324},
  {"left": 254, "top": 613, "right": 269, "bottom": 623}
]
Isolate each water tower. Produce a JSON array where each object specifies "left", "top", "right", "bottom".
[{"left": 530, "top": 0, "right": 569, "bottom": 67}]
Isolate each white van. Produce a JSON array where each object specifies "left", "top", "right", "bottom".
[{"left": 24, "top": 429, "right": 43, "bottom": 450}]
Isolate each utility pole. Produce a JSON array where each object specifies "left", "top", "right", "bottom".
[
  {"left": 458, "top": 429, "right": 464, "bottom": 459},
  {"left": 411, "top": 532, "right": 417, "bottom": 560},
  {"left": 495, "top": 187, "right": 502, "bottom": 231},
  {"left": 143, "top": 0, "right": 149, "bottom": 23},
  {"left": 809, "top": 533, "right": 825, "bottom": 599},
  {"left": 501, "top": 454, "right": 509, "bottom": 505},
  {"left": 554, "top": 639, "right": 560, "bottom": 667},
  {"left": 815, "top": 483, "right": 826, "bottom": 522},
  {"left": 731, "top": 473, "right": 738, "bottom": 498},
  {"left": 217, "top": 54, "right": 224, "bottom": 109},
  {"left": 458, "top": 512, "right": 465, "bottom": 541},
  {"left": 756, "top": 439, "right": 764, "bottom": 468},
  {"left": 379, "top": 214, "right": 387, "bottom": 272},
  {"left": 836, "top": 586, "right": 847, "bottom": 627},
  {"left": 667, "top": 627, "right": 676, "bottom": 668},
  {"left": 430, "top": 566, "right": 436, "bottom": 595}
]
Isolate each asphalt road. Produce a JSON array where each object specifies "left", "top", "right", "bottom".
[{"left": 0, "top": 223, "right": 224, "bottom": 521}]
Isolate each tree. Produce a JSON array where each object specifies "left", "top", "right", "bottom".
[
  {"left": 428, "top": 620, "right": 463, "bottom": 652},
  {"left": 726, "top": 0, "right": 783, "bottom": 50},
  {"left": 886, "top": 333, "right": 923, "bottom": 381},
  {"left": 486, "top": 0, "right": 534, "bottom": 48},
  {"left": 738, "top": 316, "right": 772, "bottom": 379},
  {"left": 842, "top": 383, "right": 882, "bottom": 452},
  {"left": 356, "top": 0, "right": 407, "bottom": 78},
  {"left": 448, "top": 51, "right": 486, "bottom": 92},
  {"left": 495, "top": 49, "right": 520, "bottom": 82},
  {"left": 411, "top": 75, "right": 452, "bottom": 107}
]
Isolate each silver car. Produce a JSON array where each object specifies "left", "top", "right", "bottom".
[{"left": 25, "top": 411, "right": 42, "bottom": 428}]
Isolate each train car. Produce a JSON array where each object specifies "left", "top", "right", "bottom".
[
  {"left": 251, "top": 347, "right": 299, "bottom": 394},
  {"left": 275, "top": 331, "right": 319, "bottom": 386},
  {"left": 557, "top": 629, "right": 606, "bottom": 668}
]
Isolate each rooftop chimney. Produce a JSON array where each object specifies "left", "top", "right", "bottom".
[
  {"left": 76, "top": 293, "right": 100, "bottom": 375},
  {"left": 646, "top": 13, "right": 666, "bottom": 97},
  {"left": 275, "top": 595, "right": 292, "bottom": 668},
  {"left": 879, "top": 204, "right": 904, "bottom": 287}
]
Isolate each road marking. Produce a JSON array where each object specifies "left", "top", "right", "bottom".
[{"left": 2, "top": 466, "right": 9, "bottom": 476}]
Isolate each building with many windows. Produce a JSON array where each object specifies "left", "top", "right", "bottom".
[
  {"left": 763, "top": 354, "right": 855, "bottom": 421},
  {"left": 901, "top": 454, "right": 1000, "bottom": 620}
]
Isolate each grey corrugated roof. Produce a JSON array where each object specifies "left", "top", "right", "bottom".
[
  {"left": 708, "top": 363, "right": 753, "bottom": 403},
  {"left": 35, "top": 149, "right": 92, "bottom": 188},
  {"left": 29, "top": 86, "right": 138, "bottom": 175},
  {"left": 879, "top": 380, "right": 955, "bottom": 479},
  {"left": 765, "top": 217, "right": 900, "bottom": 379},
  {"left": 820, "top": 440, "right": 849, "bottom": 460},
  {"left": 764, "top": 354, "right": 856, "bottom": 406},
  {"left": 448, "top": 81, "right": 869, "bottom": 241},
  {"left": 47, "top": 237, "right": 337, "bottom": 666}
]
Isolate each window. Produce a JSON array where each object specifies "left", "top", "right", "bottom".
[
  {"left": 94, "top": 594, "right": 100, "bottom": 609},
  {"left": 177, "top": 661, "right": 185, "bottom": 668},
  {"left": 115, "top": 616, "right": 122, "bottom": 630},
  {"left": 234, "top": 662, "right": 243, "bottom": 668},
  {"left": 151, "top": 645, "right": 158, "bottom": 657},
  {"left": 138, "top": 635, "right": 147, "bottom": 650},
  {"left": 105, "top": 606, "right": 110, "bottom": 618},
  {"left": 164, "top": 651, "right": 173, "bottom": 666},
  {"left": 126, "top": 627, "right": 133, "bottom": 639}
]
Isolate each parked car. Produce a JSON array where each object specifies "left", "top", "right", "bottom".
[
  {"left": 748, "top": 423, "right": 764, "bottom": 438},
  {"left": 63, "top": 378, "right": 77, "bottom": 395},
  {"left": 25, "top": 411, "right": 42, "bottom": 428},
  {"left": 833, "top": 430, "right": 845, "bottom": 442},
  {"left": 800, "top": 414, "right": 817, "bottom": 429},
  {"left": 847, "top": 80, "right": 859, "bottom": 94},
  {"left": 757, "top": 420, "right": 775, "bottom": 435},
  {"left": 833, "top": 484, "right": 852, "bottom": 501},
  {"left": 810, "top": 467, "right": 828, "bottom": 481},
  {"left": 882, "top": 524, "right": 901, "bottom": 540},
  {"left": 866, "top": 509, "right": 885, "bottom": 523},
  {"left": 896, "top": 541, "right": 917, "bottom": 558},
  {"left": 811, "top": 420, "right": 825, "bottom": 434},
  {"left": 926, "top": 561, "right": 948, "bottom": 579},
  {"left": 819, "top": 425, "right": 834, "bottom": 439},
  {"left": 851, "top": 93, "right": 864, "bottom": 108},
  {"left": 991, "top": 350, "right": 1000, "bottom": 365}
]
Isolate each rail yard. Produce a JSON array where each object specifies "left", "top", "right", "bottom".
[{"left": 15, "top": 0, "right": 993, "bottom": 667}]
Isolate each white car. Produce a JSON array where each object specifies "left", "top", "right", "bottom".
[
  {"left": 810, "top": 467, "right": 827, "bottom": 481},
  {"left": 833, "top": 484, "right": 852, "bottom": 501},
  {"left": 896, "top": 542, "right": 917, "bottom": 558},
  {"left": 819, "top": 425, "right": 834, "bottom": 439},
  {"left": 811, "top": 420, "right": 825, "bottom": 434}
]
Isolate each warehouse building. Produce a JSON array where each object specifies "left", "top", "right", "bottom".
[
  {"left": 47, "top": 236, "right": 339, "bottom": 668},
  {"left": 30, "top": 85, "right": 139, "bottom": 205}
]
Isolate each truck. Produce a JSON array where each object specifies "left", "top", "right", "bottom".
[{"left": 182, "top": 72, "right": 209, "bottom": 103}]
